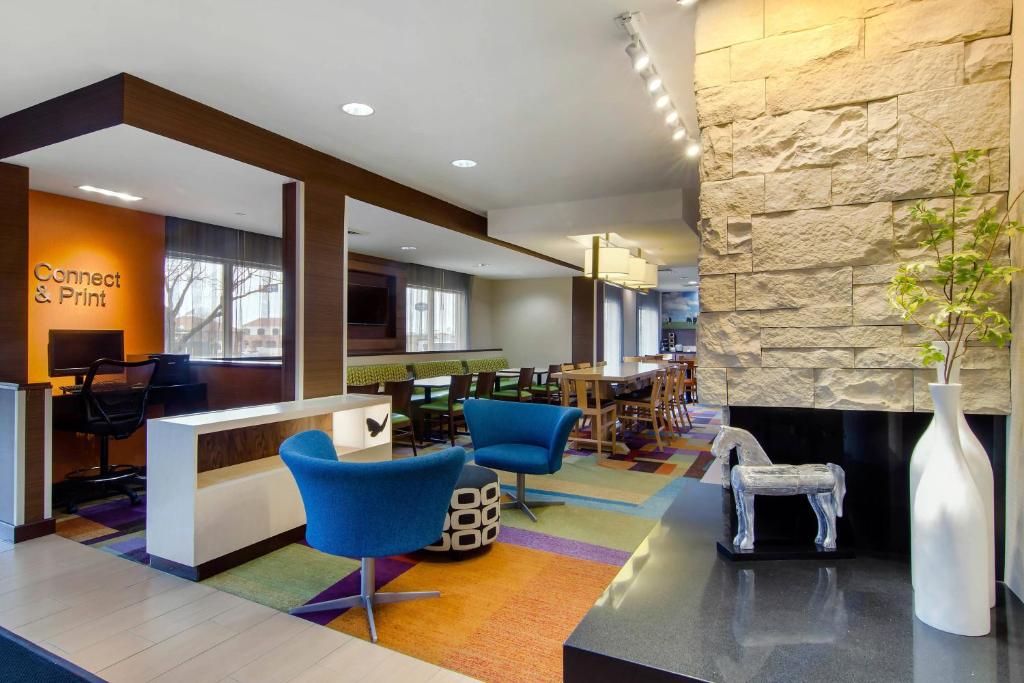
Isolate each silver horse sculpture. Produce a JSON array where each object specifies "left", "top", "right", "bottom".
[{"left": 711, "top": 426, "right": 847, "bottom": 551}]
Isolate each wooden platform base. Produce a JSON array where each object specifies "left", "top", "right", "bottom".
[{"left": 716, "top": 540, "right": 855, "bottom": 562}]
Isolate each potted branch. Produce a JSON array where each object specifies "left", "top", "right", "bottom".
[{"left": 888, "top": 146, "right": 1024, "bottom": 636}]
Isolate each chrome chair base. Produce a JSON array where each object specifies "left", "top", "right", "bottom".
[
  {"left": 288, "top": 557, "right": 439, "bottom": 642},
  {"left": 500, "top": 472, "right": 563, "bottom": 523}
]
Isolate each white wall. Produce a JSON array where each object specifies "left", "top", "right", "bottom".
[
  {"left": 469, "top": 276, "right": 495, "bottom": 349},
  {"left": 487, "top": 277, "right": 573, "bottom": 369}
]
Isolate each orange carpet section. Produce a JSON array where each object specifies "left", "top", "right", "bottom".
[{"left": 326, "top": 542, "right": 620, "bottom": 683}]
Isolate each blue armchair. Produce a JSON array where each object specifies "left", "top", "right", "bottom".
[
  {"left": 280, "top": 430, "right": 464, "bottom": 642},
  {"left": 463, "top": 398, "right": 582, "bottom": 522}
]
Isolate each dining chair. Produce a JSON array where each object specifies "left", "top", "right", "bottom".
[
  {"left": 493, "top": 366, "right": 534, "bottom": 402},
  {"left": 564, "top": 376, "right": 617, "bottom": 456},
  {"left": 421, "top": 374, "right": 473, "bottom": 446},
  {"left": 348, "top": 382, "right": 380, "bottom": 395},
  {"left": 616, "top": 371, "right": 668, "bottom": 451},
  {"left": 577, "top": 362, "right": 592, "bottom": 369},
  {"left": 670, "top": 365, "right": 694, "bottom": 430},
  {"left": 474, "top": 371, "right": 496, "bottom": 399},
  {"left": 530, "top": 364, "right": 562, "bottom": 404},
  {"left": 682, "top": 359, "right": 698, "bottom": 403},
  {"left": 623, "top": 356, "right": 644, "bottom": 363},
  {"left": 384, "top": 379, "right": 417, "bottom": 456}
]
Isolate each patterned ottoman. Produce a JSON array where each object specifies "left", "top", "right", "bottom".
[{"left": 425, "top": 464, "right": 501, "bottom": 552}]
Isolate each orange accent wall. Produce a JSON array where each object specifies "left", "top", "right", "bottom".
[
  {"left": 27, "top": 191, "right": 165, "bottom": 384},
  {"left": 28, "top": 191, "right": 165, "bottom": 481}
]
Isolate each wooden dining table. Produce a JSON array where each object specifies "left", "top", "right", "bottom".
[{"left": 553, "top": 362, "right": 665, "bottom": 455}]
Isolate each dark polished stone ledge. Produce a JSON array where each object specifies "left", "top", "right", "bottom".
[{"left": 564, "top": 480, "right": 1024, "bottom": 683}]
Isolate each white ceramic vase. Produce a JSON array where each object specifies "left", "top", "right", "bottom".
[
  {"left": 912, "top": 383, "right": 989, "bottom": 636},
  {"left": 909, "top": 353, "right": 995, "bottom": 608}
]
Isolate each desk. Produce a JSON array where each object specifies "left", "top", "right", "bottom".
[
  {"left": 564, "top": 480, "right": 1024, "bottom": 682},
  {"left": 52, "top": 382, "right": 209, "bottom": 431}
]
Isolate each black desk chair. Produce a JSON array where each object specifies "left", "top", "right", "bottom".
[{"left": 65, "top": 358, "right": 158, "bottom": 513}]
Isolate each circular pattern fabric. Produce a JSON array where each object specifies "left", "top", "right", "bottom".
[{"left": 425, "top": 464, "right": 501, "bottom": 552}]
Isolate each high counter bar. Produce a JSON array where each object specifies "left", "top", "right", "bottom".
[{"left": 564, "top": 479, "right": 1024, "bottom": 683}]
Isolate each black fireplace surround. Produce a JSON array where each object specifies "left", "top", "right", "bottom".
[{"left": 727, "top": 406, "right": 1007, "bottom": 577}]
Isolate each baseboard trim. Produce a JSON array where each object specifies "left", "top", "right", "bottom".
[
  {"left": 0, "top": 518, "right": 56, "bottom": 543},
  {"left": 149, "top": 525, "right": 307, "bottom": 581}
]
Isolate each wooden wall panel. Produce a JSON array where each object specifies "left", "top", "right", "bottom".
[
  {"left": 302, "top": 180, "right": 345, "bottom": 398},
  {"left": 572, "top": 277, "right": 594, "bottom": 364},
  {"left": 281, "top": 182, "right": 298, "bottom": 401},
  {"left": 0, "top": 164, "right": 28, "bottom": 384},
  {"left": 348, "top": 252, "right": 407, "bottom": 356},
  {"left": 191, "top": 363, "right": 283, "bottom": 411},
  {"left": 22, "top": 386, "right": 46, "bottom": 523},
  {"left": 197, "top": 413, "right": 332, "bottom": 472},
  {"left": 0, "top": 75, "right": 123, "bottom": 159}
]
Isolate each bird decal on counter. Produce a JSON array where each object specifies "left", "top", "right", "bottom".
[{"left": 366, "top": 413, "right": 389, "bottom": 437}]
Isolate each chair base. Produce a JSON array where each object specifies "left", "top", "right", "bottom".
[
  {"left": 288, "top": 557, "right": 439, "bottom": 642},
  {"left": 500, "top": 472, "right": 563, "bottom": 523}
]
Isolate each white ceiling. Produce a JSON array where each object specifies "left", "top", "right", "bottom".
[
  {"left": 4, "top": 126, "right": 291, "bottom": 235},
  {"left": 0, "top": 0, "right": 698, "bottom": 213},
  {"left": 345, "top": 199, "right": 577, "bottom": 280}
]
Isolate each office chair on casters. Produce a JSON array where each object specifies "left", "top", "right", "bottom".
[
  {"left": 65, "top": 358, "right": 158, "bottom": 513},
  {"left": 280, "top": 430, "right": 464, "bottom": 643}
]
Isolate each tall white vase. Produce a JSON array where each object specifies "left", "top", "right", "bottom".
[
  {"left": 909, "top": 354, "right": 995, "bottom": 607},
  {"left": 912, "top": 383, "right": 989, "bottom": 636}
]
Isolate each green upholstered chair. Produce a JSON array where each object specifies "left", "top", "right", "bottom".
[
  {"left": 384, "top": 379, "right": 417, "bottom": 456},
  {"left": 530, "top": 364, "right": 563, "bottom": 404},
  {"left": 347, "top": 363, "right": 410, "bottom": 388},
  {"left": 411, "top": 360, "right": 466, "bottom": 403},
  {"left": 465, "top": 357, "right": 510, "bottom": 373},
  {"left": 492, "top": 367, "right": 535, "bottom": 402},
  {"left": 420, "top": 374, "right": 472, "bottom": 446}
]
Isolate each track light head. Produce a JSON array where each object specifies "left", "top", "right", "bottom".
[
  {"left": 625, "top": 42, "right": 650, "bottom": 72},
  {"left": 685, "top": 139, "right": 702, "bottom": 158},
  {"left": 644, "top": 72, "right": 662, "bottom": 93}
]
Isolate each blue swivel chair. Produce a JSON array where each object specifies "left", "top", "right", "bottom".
[
  {"left": 280, "top": 430, "right": 464, "bottom": 642},
  {"left": 463, "top": 399, "right": 582, "bottom": 523}
]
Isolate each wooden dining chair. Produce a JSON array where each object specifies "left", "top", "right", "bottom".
[
  {"left": 530, "top": 364, "right": 562, "bottom": 404},
  {"left": 577, "top": 362, "right": 592, "bottom": 369},
  {"left": 493, "top": 367, "right": 534, "bottom": 402},
  {"left": 420, "top": 374, "right": 472, "bottom": 446},
  {"left": 564, "top": 376, "right": 617, "bottom": 456},
  {"left": 348, "top": 382, "right": 380, "bottom": 395},
  {"left": 616, "top": 371, "right": 668, "bottom": 452},
  {"left": 682, "top": 359, "right": 698, "bottom": 403},
  {"left": 383, "top": 379, "right": 417, "bottom": 456},
  {"left": 623, "top": 356, "right": 644, "bottom": 363},
  {"left": 474, "top": 371, "right": 496, "bottom": 399}
]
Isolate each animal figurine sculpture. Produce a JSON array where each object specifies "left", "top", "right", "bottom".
[{"left": 711, "top": 426, "right": 846, "bottom": 551}]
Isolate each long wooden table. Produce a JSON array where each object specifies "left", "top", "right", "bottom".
[{"left": 555, "top": 362, "right": 664, "bottom": 455}]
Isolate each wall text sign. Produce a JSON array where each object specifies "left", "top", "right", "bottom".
[{"left": 33, "top": 262, "right": 122, "bottom": 307}]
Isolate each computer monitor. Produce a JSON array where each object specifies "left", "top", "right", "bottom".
[{"left": 48, "top": 329, "right": 125, "bottom": 379}]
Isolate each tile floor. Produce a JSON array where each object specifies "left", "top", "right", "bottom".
[{"left": 0, "top": 534, "right": 477, "bottom": 682}]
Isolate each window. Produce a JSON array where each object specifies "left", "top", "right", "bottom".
[
  {"left": 603, "top": 286, "right": 623, "bottom": 364},
  {"left": 164, "top": 256, "right": 283, "bottom": 359},
  {"left": 637, "top": 292, "right": 661, "bottom": 355},
  {"left": 406, "top": 285, "right": 467, "bottom": 352}
]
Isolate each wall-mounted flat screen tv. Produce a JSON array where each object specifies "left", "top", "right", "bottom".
[{"left": 348, "top": 283, "right": 390, "bottom": 326}]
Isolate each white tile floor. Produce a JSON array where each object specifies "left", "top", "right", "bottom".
[{"left": 0, "top": 535, "right": 477, "bottom": 682}]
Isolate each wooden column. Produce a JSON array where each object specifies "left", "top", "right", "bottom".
[
  {"left": 0, "top": 163, "right": 28, "bottom": 384},
  {"left": 281, "top": 182, "right": 298, "bottom": 401},
  {"left": 572, "top": 277, "right": 604, "bottom": 364}
]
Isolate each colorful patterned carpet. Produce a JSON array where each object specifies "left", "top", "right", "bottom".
[{"left": 56, "top": 405, "right": 722, "bottom": 683}]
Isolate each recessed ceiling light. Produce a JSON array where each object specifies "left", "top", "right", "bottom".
[
  {"left": 688, "top": 280, "right": 698, "bottom": 285},
  {"left": 234, "top": 211, "right": 247, "bottom": 216},
  {"left": 400, "top": 245, "right": 417, "bottom": 251},
  {"left": 77, "top": 185, "right": 142, "bottom": 202},
  {"left": 341, "top": 102, "right": 374, "bottom": 117},
  {"left": 476, "top": 263, "right": 488, "bottom": 267},
  {"left": 451, "top": 159, "right": 477, "bottom": 168}
]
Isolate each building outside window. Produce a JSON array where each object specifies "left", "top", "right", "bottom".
[
  {"left": 164, "top": 218, "right": 284, "bottom": 359},
  {"left": 406, "top": 285, "right": 467, "bottom": 351}
]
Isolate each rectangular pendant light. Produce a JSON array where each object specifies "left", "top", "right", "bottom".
[{"left": 583, "top": 246, "right": 630, "bottom": 279}]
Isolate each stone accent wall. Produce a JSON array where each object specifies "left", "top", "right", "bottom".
[{"left": 694, "top": 0, "right": 1013, "bottom": 414}]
